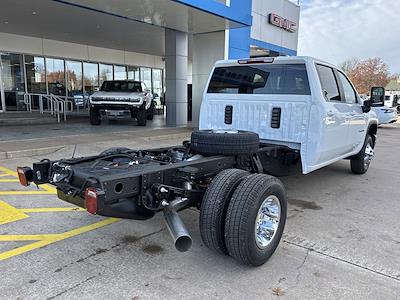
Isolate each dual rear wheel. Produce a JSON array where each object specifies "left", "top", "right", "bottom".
[{"left": 200, "top": 169, "right": 287, "bottom": 266}]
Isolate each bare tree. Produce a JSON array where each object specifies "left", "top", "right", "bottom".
[
  {"left": 340, "top": 58, "right": 390, "bottom": 94},
  {"left": 338, "top": 58, "right": 359, "bottom": 75}
]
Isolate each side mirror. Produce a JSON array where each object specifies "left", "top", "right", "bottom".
[
  {"left": 370, "top": 86, "right": 385, "bottom": 107},
  {"left": 362, "top": 99, "right": 372, "bottom": 113}
]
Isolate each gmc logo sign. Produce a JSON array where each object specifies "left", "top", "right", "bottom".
[{"left": 268, "top": 13, "right": 297, "bottom": 33}]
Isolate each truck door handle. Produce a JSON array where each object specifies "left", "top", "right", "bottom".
[{"left": 326, "top": 110, "right": 335, "bottom": 117}]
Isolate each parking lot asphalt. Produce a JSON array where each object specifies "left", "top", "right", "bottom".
[{"left": 0, "top": 124, "right": 399, "bottom": 299}]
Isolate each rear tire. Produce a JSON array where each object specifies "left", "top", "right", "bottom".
[
  {"left": 137, "top": 107, "right": 147, "bottom": 126},
  {"left": 89, "top": 107, "right": 101, "bottom": 125},
  {"left": 200, "top": 169, "right": 250, "bottom": 255},
  {"left": 191, "top": 130, "right": 259, "bottom": 156},
  {"left": 350, "top": 135, "right": 374, "bottom": 174},
  {"left": 224, "top": 174, "right": 287, "bottom": 266}
]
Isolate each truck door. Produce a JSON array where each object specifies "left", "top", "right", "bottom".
[
  {"left": 336, "top": 71, "right": 366, "bottom": 151},
  {"left": 315, "top": 64, "right": 353, "bottom": 163}
]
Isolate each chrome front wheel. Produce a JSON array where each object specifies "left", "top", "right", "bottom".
[
  {"left": 364, "top": 142, "right": 374, "bottom": 169},
  {"left": 351, "top": 134, "right": 374, "bottom": 174}
]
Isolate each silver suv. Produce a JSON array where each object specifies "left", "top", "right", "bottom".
[{"left": 89, "top": 80, "right": 154, "bottom": 126}]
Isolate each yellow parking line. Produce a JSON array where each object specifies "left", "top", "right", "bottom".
[
  {"left": 0, "top": 200, "right": 29, "bottom": 225},
  {"left": 0, "top": 174, "right": 11, "bottom": 177},
  {"left": 0, "top": 200, "right": 85, "bottom": 224},
  {"left": 40, "top": 184, "right": 57, "bottom": 194},
  {"left": 20, "top": 207, "right": 85, "bottom": 213},
  {"left": 0, "top": 191, "right": 55, "bottom": 195},
  {"left": 0, "top": 179, "right": 19, "bottom": 183},
  {"left": 0, "top": 166, "right": 19, "bottom": 176},
  {"left": 0, "top": 234, "right": 60, "bottom": 241},
  {"left": 0, "top": 166, "right": 57, "bottom": 194},
  {"left": 0, "top": 218, "right": 119, "bottom": 260}
]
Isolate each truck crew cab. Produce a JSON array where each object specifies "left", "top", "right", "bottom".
[{"left": 17, "top": 57, "right": 383, "bottom": 267}]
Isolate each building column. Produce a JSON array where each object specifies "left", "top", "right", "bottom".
[
  {"left": 192, "top": 31, "right": 226, "bottom": 128},
  {"left": 165, "top": 29, "right": 188, "bottom": 126}
]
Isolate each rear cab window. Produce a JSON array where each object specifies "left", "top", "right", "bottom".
[{"left": 207, "top": 64, "right": 311, "bottom": 95}]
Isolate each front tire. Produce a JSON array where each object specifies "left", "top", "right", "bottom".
[
  {"left": 136, "top": 107, "right": 147, "bottom": 126},
  {"left": 200, "top": 169, "right": 249, "bottom": 255},
  {"left": 89, "top": 107, "right": 101, "bottom": 125},
  {"left": 350, "top": 135, "right": 374, "bottom": 174},
  {"left": 146, "top": 101, "right": 155, "bottom": 120},
  {"left": 224, "top": 174, "right": 287, "bottom": 266}
]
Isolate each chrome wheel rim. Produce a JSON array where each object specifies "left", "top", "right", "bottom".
[
  {"left": 255, "top": 195, "right": 281, "bottom": 249},
  {"left": 364, "top": 142, "right": 374, "bottom": 169}
]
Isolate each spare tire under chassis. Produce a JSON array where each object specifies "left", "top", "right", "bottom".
[{"left": 191, "top": 130, "right": 259, "bottom": 156}]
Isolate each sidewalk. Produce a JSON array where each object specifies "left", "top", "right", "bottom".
[{"left": 0, "top": 125, "right": 192, "bottom": 159}]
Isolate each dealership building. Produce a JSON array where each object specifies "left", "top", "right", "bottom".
[{"left": 0, "top": 0, "right": 300, "bottom": 126}]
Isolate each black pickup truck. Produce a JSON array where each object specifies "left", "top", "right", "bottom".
[{"left": 17, "top": 130, "right": 289, "bottom": 266}]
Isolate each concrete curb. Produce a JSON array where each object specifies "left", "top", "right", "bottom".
[{"left": 1, "top": 146, "right": 65, "bottom": 160}]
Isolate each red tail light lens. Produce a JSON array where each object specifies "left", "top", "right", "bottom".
[
  {"left": 17, "top": 167, "right": 33, "bottom": 187},
  {"left": 84, "top": 187, "right": 98, "bottom": 214}
]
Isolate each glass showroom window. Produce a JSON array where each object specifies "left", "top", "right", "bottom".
[
  {"left": 46, "top": 58, "right": 66, "bottom": 96},
  {"left": 99, "top": 64, "right": 113, "bottom": 86},
  {"left": 114, "top": 65, "right": 127, "bottom": 80},
  {"left": 127, "top": 66, "right": 140, "bottom": 81},
  {"left": 0, "top": 53, "right": 25, "bottom": 111},
  {"left": 66, "top": 60, "right": 83, "bottom": 97},
  {"left": 140, "top": 67, "right": 152, "bottom": 91},
  {"left": 83, "top": 62, "right": 99, "bottom": 95},
  {"left": 152, "top": 69, "right": 163, "bottom": 97},
  {"left": 25, "top": 55, "right": 46, "bottom": 94}
]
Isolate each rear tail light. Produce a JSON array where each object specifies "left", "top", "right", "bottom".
[
  {"left": 84, "top": 187, "right": 99, "bottom": 214},
  {"left": 17, "top": 167, "right": 33, "bottom": 187}
]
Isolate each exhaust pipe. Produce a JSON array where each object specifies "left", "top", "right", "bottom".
[{"left": 162, "top": 197, "right": 192, "bottom": 252}]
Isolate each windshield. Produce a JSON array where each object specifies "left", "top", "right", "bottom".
[
  {"left": 207, "top": 64, "right": 311, "bottom": 95},
  {"left": 100, "top": 81, "right": 142, "bottom": 92}
]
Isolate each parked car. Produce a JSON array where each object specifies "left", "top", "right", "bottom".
[
  {"left": 89, "top": 80, "right": 154, "bottom": 126},
  {"left": 17, "top": 56, "right": 383, "bottom": 267},
  {"left": 152, "top": 93, "right": 163, "bottom": 110},
  {"left": 384, "top": 94, "right": 399, "bottom": 108},
  {"left": 72, "top": 92, "right": 90, "bottom": 109},
  {"left": 371, "top": 106, "right": 398, "bottom": 125}
]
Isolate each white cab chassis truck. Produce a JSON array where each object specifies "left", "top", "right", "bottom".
[
  {"left": 17, "top": 56, "right": 384, "bottom": 267},
  {"left": 200, "top": 56, "right": 381, "bottom": 175}
]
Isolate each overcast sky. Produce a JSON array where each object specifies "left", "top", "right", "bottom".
[{"left": 297, "top": 0, "right": 400, "bottom": 74}]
